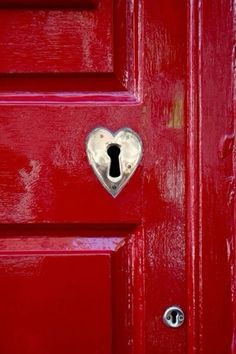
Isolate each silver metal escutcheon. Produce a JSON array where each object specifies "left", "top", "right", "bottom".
[
  {"left": 86, "top": 127, "right": 143, "bottom": 197},
  {"left": 163, "top": 306, "right": 185, "bottom": 328}
]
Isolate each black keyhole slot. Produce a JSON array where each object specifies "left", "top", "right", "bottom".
[
  {"left": 170, "top": 310, "right": 178, "bottom": 324},
  {"left": 107, "top": 144, "right": 121, "bottom": 179}
]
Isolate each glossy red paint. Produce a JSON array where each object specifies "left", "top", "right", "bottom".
[
  {"left": 0, "top": 1, "right": 234, "bottom": 354},
  {"left": 187, "top": 1, "right": 235, "bottom": 353},
  {"left": 0, "top": 3, "right": 113, "bottom": 74}
]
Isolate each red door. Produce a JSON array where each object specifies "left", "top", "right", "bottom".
[{"left": 0, "top": 1, "right": 234, "bottom": 353}]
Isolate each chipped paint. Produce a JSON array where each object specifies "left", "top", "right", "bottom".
[
  {"left": 13, "top": 160, "right": 41, "bottom": 221},
  {"left": 167, "top": 86, "right": 184, "bottom": 129}
]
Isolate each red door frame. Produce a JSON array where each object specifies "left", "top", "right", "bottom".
[{"left": 187, "top": 1, "right": 235, "bottom": 353}]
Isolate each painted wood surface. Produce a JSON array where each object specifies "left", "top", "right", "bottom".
[{"left": 0, "top": 1, "right": 234, "bottom": 353}]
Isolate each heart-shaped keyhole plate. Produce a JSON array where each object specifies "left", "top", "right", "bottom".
[{"left": 86, "top": 128, "right": 143, "bottom": 197}]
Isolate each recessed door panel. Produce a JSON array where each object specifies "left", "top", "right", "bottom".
[
  {"left": 0, "top": 1, "right": 112, "bottom": 74},
  {"left": 0, "top": 254, "right": 111, "bottom": 354},
  {"left": 0, "top": 236, "right": 132, "bottom": 354}
]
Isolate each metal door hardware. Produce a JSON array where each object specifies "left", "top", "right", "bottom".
[
  {"left": 163, "top": 306, "right": 185, "bottom": 328},
  {"left": 86, "top": 127, "right": 143, "bottom": 197}
]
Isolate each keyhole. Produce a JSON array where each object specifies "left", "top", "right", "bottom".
[
  {"left": 163, "top": 306, "right": 185, "bottom": 328},
  {"left": 107, "top": 144, "right": 121, "bottom": 178},
  {"left": 170, "top": 310, "right": 177, "bottom": 324}
]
